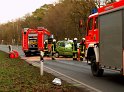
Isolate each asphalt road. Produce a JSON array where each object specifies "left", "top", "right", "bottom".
[{"left": 0, "top": 45, "right": 124, "bottom": 92}]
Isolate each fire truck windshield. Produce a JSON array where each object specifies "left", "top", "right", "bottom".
[{"left": 28, "top": 33, "right": 38, "bottom": 49}]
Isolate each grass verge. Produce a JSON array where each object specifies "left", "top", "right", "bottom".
[{"left": 0, "top": 51, "right": 83, "bottom": 92}]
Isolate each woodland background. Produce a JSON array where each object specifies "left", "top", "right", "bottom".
[{"left": 0, "top": 0, "right": 115, "bottom": 45}]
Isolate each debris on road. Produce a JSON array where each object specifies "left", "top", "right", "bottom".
[{"left": 52, "top": 78, "right": 62, "bottom": 85}]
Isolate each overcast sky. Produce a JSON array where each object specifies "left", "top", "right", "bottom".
[{"left": 0, "top": 0, "right": 58, "bottom": 23}]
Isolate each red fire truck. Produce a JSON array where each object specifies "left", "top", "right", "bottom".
[
  {"left": 84, "top": 0, "right": 124, "bottom": 76},
  {"left": 22, "top": 27, "right": 51, "bottom": 56}
]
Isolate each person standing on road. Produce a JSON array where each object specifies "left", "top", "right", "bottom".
[
  {"left": 51, "top": 39, "right": 56, "bottom": 60},
  {"left": 79, "top": 38, "right": 85, "bottom": 61},
  {"left": 72, "top": 38, "right": 78, "bottom": 60}
]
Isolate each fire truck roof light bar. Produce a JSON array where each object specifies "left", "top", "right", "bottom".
[{"left": 24, "top": 28, "right": 29, "bottom": 32}]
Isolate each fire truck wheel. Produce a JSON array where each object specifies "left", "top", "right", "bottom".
[{"left": 91, "top": 57, "right": 104, "bottom": 77}]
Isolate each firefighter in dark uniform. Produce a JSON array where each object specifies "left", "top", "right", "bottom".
[
  {"left": 48, "top": 35, "right": 56, "bottom": 60},
  {"left": 44, "top": 40, "right": 48, "bottom": 56},
  {"left": 72, "top": 38, "right": 78, "bottom": 60},
  {"left": 48, "top": 36, "right": 53, "bottom": 57},
  {"left": 79, "top": 38, "right": 85, "bottom": 61},
  {"left": 51, "top": 39, "right": 56, "bottom": 60}
]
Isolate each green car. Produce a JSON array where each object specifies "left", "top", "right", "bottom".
[{"left": 55, "top": 40, "right": 73, "bottom": 57}]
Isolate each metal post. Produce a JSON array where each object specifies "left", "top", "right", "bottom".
[
  {"left": 122, "top": 50, "right": 124, "bottom": 76},
  {"left": 8, "top": 45, "right": 12, "bottom": 52},
  {"left": 40, "top": 51, "right": 44, "bottom": 76}
]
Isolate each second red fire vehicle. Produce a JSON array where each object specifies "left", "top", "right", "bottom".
[{"left": 22, "top": 27, "right": 51, "bottom": 56}]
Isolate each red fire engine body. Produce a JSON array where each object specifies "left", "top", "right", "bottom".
[
  {"left": 22, "top": 27, "right": 51, "bottom": 56},
  {"left": 84, "top": 0, "right": 124, "bottom": 76}
]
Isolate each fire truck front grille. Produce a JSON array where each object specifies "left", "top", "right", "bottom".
[{"left": 29, "top": 48, "right": 38, "bottom": 50}]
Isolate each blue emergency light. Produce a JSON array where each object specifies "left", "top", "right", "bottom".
[{"left": 91, "top": 8, "right": 98, "bottom": 14}]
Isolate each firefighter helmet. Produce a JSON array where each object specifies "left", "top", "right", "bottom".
[
  {"left": 82, "top": 38, "right": 85, "bottom": 41},
  {"left": 45, "top": 40, "right": 48, "bottom": 42},
  {"left": 74, "top": 38, "right": 77, "bottom": 41},
  {"left": 65, "top": 38, "right": 67, "bottom": 41},
  {"left": 53, "top": 39, "right": 56, "bottom": 42}
]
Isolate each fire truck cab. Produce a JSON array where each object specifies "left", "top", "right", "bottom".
[
  {"left": 22, "top": 27, "right": 51, "bottom": 56},
  {"left": 85, "top": 0, "right": 124, "bottom": 76}
]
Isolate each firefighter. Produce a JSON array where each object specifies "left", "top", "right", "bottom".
[
  {"left": 44, "top": 40, "right": 48, "bottom": 56},
  {"left": 51, "top": 39, "right": 56, "bottom": 60},
  {"left": 47, "top": 35, "right": 56, "bottom": 60},
  {"left": 79, "top": 38, "right": 85, "bottom": 61},
  {"left": 72, "top": 38, "right": 78, "bottom": 60},
  {"left": 48, "top": 36, "right": 53, "bottom": 56}
]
